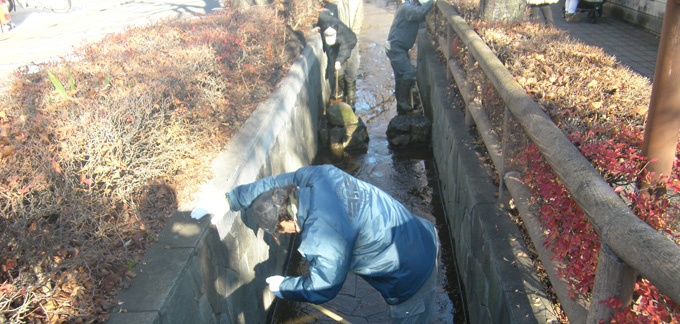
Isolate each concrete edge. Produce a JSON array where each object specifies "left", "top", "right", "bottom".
[{"left": 106, "top": 32, "right": 326, "bottom": 324}]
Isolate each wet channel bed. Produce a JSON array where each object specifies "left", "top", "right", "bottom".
[
  {"left": 269, "top": 140, "right": 467, "bottom": 323},
  {"left": 269, "top": 99, "right": 468, "bottom": 323},
  {"left": 268, "top": 1, "right": 467, "bottom": 322}
]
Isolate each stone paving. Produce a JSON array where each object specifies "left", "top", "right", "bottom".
[
  {"left": 550, "top": 0, "right": 659, "bottom": 80},
  {"left": 0, "top": 0, "right": 221, "bottom": 82}
]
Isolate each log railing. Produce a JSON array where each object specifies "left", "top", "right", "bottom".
[{"left": 430, "top": 2, "right": 680, "bottom": 323}]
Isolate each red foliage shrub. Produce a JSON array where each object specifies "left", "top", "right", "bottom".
[{"left": 521, "top": 124, "right": 680, "bottom": 323}]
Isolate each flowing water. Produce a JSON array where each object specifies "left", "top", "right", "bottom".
[{"left": 270, "top": 1, "right": 467, "bottom": 322}]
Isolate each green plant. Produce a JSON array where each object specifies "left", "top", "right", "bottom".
[
  {"left": 46, "top": 68, "right": 67, "bottom": 96},
  {"left": 46, "top": 68, "right": 75, "bottom": 97}
]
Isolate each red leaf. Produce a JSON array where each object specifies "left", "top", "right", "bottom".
[
  {"left": 80, "top": 174, "right": 93, "bottom": 186},
  {"left": 51, "top": 159, "right": 62, "bottom": 173}
]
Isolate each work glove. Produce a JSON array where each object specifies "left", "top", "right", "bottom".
[
  {"left": 266, "top": 275, "right": 284, "bottom": 298},
  {"left": 191, "top": 197, "right": 230, "bottom": 220},
  {"left": 334, "top": 61, "right": 341, "bottom": 71}
]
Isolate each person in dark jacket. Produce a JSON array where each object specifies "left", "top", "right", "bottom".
[
  {"left": 225, "top": 165, "right": 439, "bottom": 323},
  {"left": 386, "top": 0, "right": 435, "bottom": 114},
  {"left": 325, "top": 0, "right": 364, "bottom": 110},
  {"left": 315, "top": 9, "right": 359, "bottom": 109}
]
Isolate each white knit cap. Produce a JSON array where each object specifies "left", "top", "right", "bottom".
[{"left": 324, "top": 27, "right": 337, "bottom": 45}]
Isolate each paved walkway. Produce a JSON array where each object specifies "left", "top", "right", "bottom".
[
  {"left": 0, "top": 0, "right": 221, "bottom": 83},
  {"left": 0, "top": 0, "right": 660, "bottom": 84},
  {"left": 550, "top": 0, "right": 660, "bottom": 80}
]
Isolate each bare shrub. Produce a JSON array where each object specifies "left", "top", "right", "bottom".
[{"left": 0, "top": 2, "right": 321, "bottom": 322}]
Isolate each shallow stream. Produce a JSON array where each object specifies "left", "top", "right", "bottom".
[{"left": 270, "top": 1, "right": 467, "bottom": 322}]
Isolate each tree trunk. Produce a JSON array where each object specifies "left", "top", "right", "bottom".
[
  {"left": 639, "top": 0, "right": 680, "bottom": 195},
  {"left": 479, "top": 0, "right": 526, "bottom": 23}
]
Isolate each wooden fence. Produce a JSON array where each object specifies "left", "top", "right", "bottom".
[{"left": 429, "top": 2, "right": 680, "bottom": 323}]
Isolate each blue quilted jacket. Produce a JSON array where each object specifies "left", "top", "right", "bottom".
[{"left": 226, "top": 165, "right": 437, "bottom": 305}]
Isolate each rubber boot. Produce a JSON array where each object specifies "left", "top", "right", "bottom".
[
  {"left": 395, "top": 79, "right": 414, "bottom": 115},
  {"left": 345, "top": 79, "right": 357, "bottom": 112}
]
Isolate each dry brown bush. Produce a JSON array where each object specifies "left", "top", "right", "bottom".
[
  {"left": 0, "top": 2, "right": 320, "bottom": 323},
  {"left": 442, "top": 0, "right": 651, "bottom": 135}
]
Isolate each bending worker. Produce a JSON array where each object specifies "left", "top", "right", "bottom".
[
  {"left": 386, "top": 0, "right": 436, "bottom": 114},
  {"left": 224, "top": 164, "right": 439, "bottom": 323}
]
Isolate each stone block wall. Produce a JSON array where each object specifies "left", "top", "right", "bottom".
[
  {"left": 604, "top": 0, "right": 665, "bottom": 35},
  {"left": 106, "top": 32, "right": 327, "bottom": 324},
  {"left": 417, "top": 30, "right": 558, "bottom": 324}
]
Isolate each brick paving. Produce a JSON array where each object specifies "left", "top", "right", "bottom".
[{"left": 550, "top": 0, "right": 660, "bottom": 80}]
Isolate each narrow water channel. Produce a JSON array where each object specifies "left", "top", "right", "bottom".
[
  {"left": 269, "top": 1, "right": 467, "bottom": 322},
  {"left": 270, "top": 98, "right": 467, "bottom": 323}
]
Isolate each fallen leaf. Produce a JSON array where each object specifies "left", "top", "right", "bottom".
[
  {"left": 589, "top": 101, "right": 603, "bottom": 109},
  {"left": 51, "top": 159, "right": 62, "bottom": 174},
  {"left": 634, "top": 105, "right": 648, "bottom": 115},
  {"left": 80, "top": 174, "right": 94, "bottom": 186},
  {"left": 2, "top": 145, "right": 15, "bottom": 157}
]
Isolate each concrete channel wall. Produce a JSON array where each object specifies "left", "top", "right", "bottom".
[
  {"left": 417, "top": 30, "right": 557, "bottom": 324},
  {"left": 107, "top": 32, "right": 328, "bottom": 324}
]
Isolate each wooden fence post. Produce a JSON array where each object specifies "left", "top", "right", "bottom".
[
  {"left": 446, "top": 23, "right": 453, "bottom": 81},
  {"left": 499, "top": 106, "right": 523, "bottom": 206},
  {"left": 464, "top": 52, "right": 476, "bottom": 127},
  {"left": 587, "top": 244, "right": 637, "bottom": 324}
]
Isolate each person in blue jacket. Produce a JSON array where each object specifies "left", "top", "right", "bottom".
[
  {"left": 386, "top": 0, "right": 436, "bottom": 115},
  {"left": 225, "top": 164, "right": 439, "bottom": 323}
]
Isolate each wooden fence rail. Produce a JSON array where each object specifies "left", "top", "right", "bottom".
[{"left": 431, "top": 2, "right": 680, "bottom": 323}]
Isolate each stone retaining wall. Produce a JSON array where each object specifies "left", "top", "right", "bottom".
[
  {"left": 416, "top": 30, "right": 557, "bottom": 324},
  {"left": 106, "top": 32, "right": 327, "bottom": 324},
  {"left": 604, "top": 0, "right": 664, "bottom": 36}
]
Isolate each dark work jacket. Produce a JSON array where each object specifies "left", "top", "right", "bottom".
[
  {"left": 387, "top": 0, "right": 435, "bottom": 52},
  {"left": 316, "top": 10, "right": 357, "bottom": 68},
  {"left": 226, "top": 165, "right": 437, "bottom": 305}
]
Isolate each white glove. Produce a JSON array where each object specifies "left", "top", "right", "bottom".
[
  {"left": 191, "top": 197, "right": 230, "bottom": 220},
  {"left": 334, "top": 61, "right": 341, "bottom": 71},
  {"left": 266, "top": 275, "right": 284, "bottom": 298}
]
